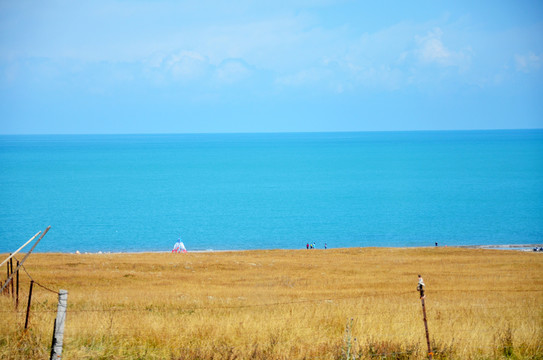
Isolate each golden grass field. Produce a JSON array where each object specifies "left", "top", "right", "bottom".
[{"left": 1, "top": 247, "right": 542, "bottom": 359}]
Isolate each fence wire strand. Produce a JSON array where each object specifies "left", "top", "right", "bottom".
[{"left": 9, "top": 255, "right": 59, "bottom": 295}]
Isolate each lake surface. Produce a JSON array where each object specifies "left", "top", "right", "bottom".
[{"left": 1, "top": 130, "right": 542, "bottom": 253}]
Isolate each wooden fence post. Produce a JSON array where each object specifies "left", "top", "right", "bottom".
[
  {"left": 5, "top": 257, "right": 10, "bottom": 295},
  {"left": 25, "top": 280, "right": 34, "bottom": 330},
  {"left": 50, "top": 290, "right": 68, "bottom": 360},
  {"left": 418, "top": 275, "right": 433, "bottom": 360},
  {"left": 10, "top": 258, "right": 14, "bottom": 299},
  {"left": 420, "top": 294, "right": 433, "bottom": 359},
  {"left": 16, "top": 260, "right": 19, "bottom": 309}
]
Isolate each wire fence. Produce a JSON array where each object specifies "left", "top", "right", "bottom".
[
  {"left": 2, "top": 299, "right": 538, "bottom": 314},
  {"left": 3, "top": 260, "right": 541, "bottom": 319},
  {"left": 2, "top": 256, "right": 542, "bottom": 360}
]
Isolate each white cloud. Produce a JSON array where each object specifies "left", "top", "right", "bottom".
[
  {"left": 215, "top": 59, "right": 252, "bottom": 84},
  {"left": 275, "top": 67, "right": 331, "bottom": 87},
  {"left": 165, "top": 51, "right": 209, "bottom": 80},
  {"left": 414, "top": 28, "right": 470, "bottom": 68},
  {"left": 417, "top": 29, "right": 451, "bottom": 63},
  {"left": 515, "top": 52, "right": 541, "bottom": 73},
  {"left": 142, "top": 51, "right": 257, "bottom": 88}
]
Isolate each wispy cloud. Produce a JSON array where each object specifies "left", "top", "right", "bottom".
[
  {"left": 166, "top": 51, "right": 210, "bottom": 81},
  {"left": 215, "top": 59, "right": 253, "bottom": 84},
  {"left": 414, "top": 28, "right": 471, "bottom": 68},
  {"left": 0, "top": 2, "right": 540, "bottom": 96},
  {"left": 515, "top": 52, "right": 542, "bottom": 73}
]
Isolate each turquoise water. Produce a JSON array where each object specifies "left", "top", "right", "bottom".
[{"left": 1, "top": 130, "right": 542, "bottom": 253}]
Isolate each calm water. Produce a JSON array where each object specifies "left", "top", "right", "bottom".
[{"left": 1, "top": 130, "right": 542, "bottom": 253}]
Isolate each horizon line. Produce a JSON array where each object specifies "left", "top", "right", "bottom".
[{"left": 1, "top": 127, "right": 542, "bottom": 137}]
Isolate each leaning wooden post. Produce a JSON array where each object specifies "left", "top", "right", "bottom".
[
  {"left": 1, "top": 226, "right": 50, "bottom": 294},
  {"left": 25, "top": 280, "right": 34, "bottom": 330},
  {"left": 50, "top": 290, "right": 68, "bottom": 360},
  {"left": 418, "top": 275, "right": 433, "bottom": 359},
  {"left": 0, "top": 231, "right": 41, "bottom": 268}
]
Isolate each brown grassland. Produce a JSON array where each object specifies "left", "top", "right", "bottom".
[{"left": 1, "top": 247, "right": 542, "bottom": 359}]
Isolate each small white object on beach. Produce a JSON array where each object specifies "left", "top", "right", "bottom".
[{"left": 75, "top": 250, "right": 80, "bottom": 254}]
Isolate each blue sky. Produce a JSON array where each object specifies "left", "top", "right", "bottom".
[{"left": 0, "top": 0, "right": 542, "bottom": 134}]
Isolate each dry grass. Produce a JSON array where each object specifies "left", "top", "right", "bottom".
[{"left": 1, "top": 247, "right": 542, "bottom": 359}]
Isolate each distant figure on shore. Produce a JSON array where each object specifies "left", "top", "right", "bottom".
[
  {"left": 324, "top": 243, "right": 327, "bottom": 249},
  {"left": 435, "top": 242, "right": 438, "bottom": 247},
  {"left": 306, "top": 243, "right": 309, "bottom": 249},
  {"left": 172, "top": 238, "right": 187, "bottom": 253}
]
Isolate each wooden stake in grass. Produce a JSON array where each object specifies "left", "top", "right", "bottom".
[
  {"left": 25, "top": 280, "right": 34, "bottom": 331},
  {"left": 50, "top": 289, "right": 68, "bottom": 360},
  {"left": 10, "top": 257, "right": 14, "bottom": 299},
  {"left": 418, "top": 275, "right": 433, "bottom": 360},
  {"left": 16, "top": 260, "right": 19, "bottom": 309},
  {"left": 5, "top": 256, "right": 10, "bottom": 296}
]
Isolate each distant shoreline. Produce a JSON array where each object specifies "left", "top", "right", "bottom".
[
  {"left": 4, "top": 243, "right": 541, "bottom": 256},
  {"left": 456, "top": 244, "right": 543, "bottom": 251}
]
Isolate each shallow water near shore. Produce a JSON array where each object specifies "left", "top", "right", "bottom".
[{"left": 1, "top": 130, "right": 542, "bottom": 253}]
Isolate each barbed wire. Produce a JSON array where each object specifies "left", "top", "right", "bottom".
[
  {"left": 5, "top": 303, "right": 540, "bottom": 359},
  {"left": 20, "top": 266, "right": 58, "bottom": 295},
  {"left": 61, "top": 324, "right": 533, "bottom": 335},
  {"left": 8, "top": 255, "right": 59, "bottom": 294},
  {"left": 1, "top": 299, "right": 539, "bottom": 314}
]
